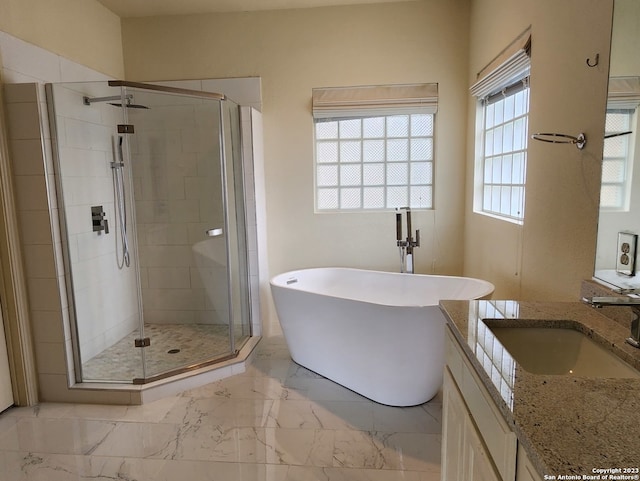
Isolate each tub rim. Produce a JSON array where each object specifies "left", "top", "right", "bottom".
[{"left": 270, "top": 266, "right": 495, "bottom": 308}]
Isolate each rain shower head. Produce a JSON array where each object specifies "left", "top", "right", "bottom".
[
  {"left": 83, "top": 94, "right": 149, "bottom": 109},
  {"left": 107, "top": 102, "right": 149, "bottom": 109}
]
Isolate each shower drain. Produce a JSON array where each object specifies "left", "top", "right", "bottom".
[{"left": 167, "top": 348, "right": 181, "bottom": 354}]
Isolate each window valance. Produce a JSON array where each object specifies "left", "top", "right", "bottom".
[
  {"left": 470, "top": 27, "right": 531, "bottom": 99},
  {"left": 608, "top": 76, "right": 640, "bottom": 110},
  {"left": 312, "top": 83, "right": 438, "bottom": 119}
]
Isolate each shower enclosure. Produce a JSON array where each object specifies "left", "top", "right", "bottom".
[{"left": 46, "top": 80, "right": 252, "bottom": 384}]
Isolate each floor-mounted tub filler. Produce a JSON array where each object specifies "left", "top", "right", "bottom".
[{"left": 270, "top": 267, "right": 494, "bottom": 406}]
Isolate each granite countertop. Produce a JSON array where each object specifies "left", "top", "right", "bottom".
[{"left": 439, "top": 300, "right": 640, "bottom": 479}]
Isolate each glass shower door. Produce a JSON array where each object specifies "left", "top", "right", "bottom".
[{"left": 122, "top": 85, "right": 236, "bottom": 381}]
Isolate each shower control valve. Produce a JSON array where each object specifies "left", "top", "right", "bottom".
[{"left": 91, "top": 205, "right": 109, "bottom": 234}]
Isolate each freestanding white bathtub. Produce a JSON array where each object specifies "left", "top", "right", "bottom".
[{"left": 270, "top": 267, "right": 494, "bottom": 406}]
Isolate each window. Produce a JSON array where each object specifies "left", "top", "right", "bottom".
[
  {"left": 471, "top": 28, "right": 531, "bottom": 224},
  {"left": 601, "top": 109, "right": 636, "bottom": 210},
  {"left": 312, "top": 84, "right": 437, "bottom": 211},
  {"left": 601, "top": 76, "right": 640, "bottom": 211},
  {"left": 479, "top": 81, "right": 530, "bottom": 221},
  {"left": 314, "top": 114, "right": 434, "bottom": 210}
]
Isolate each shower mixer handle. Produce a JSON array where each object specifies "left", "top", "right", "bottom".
[
  {"left": 91, "top": 205, "right": 109, "bottom": 234},
  {"left": 205, "top": 228, "right": 224, "bottom": 237}
]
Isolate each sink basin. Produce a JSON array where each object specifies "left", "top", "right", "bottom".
[{"left": 488, "top": 326, "right": 640, "bottom": 378}]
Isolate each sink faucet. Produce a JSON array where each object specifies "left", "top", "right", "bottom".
[{"left": 582, "top": 296, "right": 640, "bottom": 348}]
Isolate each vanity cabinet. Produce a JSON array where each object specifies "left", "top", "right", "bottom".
[
  {"left": 516, "top": 447, "right": 544, "bottom": 481},
  {"left": 442, "top": 370, "right": 502, "bottom": 481},
  {"left": 443, "top": 326, "right": 543, "bottom": 481}
]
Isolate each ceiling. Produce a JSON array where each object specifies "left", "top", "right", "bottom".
[{"left": 97, "top": 0, "right": 412, "bottom": 18}]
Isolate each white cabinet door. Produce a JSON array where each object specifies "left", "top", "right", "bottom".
[
  {"left": 465, "top": 413, "right": 502, "bottom": 481},
  {"left": 442, "top": 370, "right": 467, "bottom": 481},
  {"left": 442, "top": 370, "right": 501, "bottom": 481},
  {"left": 516, "top": 446, "right": 544, "bottom": 481},
  {"left": 0, "top": 304, "right": 14, "bottom": 411}
]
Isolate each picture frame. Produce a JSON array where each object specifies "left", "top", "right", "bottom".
[{"left": 616, "top": 231, "right": 638, "bottom": 277}]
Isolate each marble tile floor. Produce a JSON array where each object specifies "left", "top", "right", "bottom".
[{"left": 0, "top": 336, "right": 442, "bottom": 480}]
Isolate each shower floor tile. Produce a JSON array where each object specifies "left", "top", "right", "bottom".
[{"left": 81, "top": 324, "right": 234, "bottom": 382}]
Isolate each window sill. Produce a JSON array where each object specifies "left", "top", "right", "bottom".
[{"left": 473, "top": 209, "right": 524, "bottom": 226}]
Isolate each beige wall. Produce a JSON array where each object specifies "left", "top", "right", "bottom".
[
  {"left": 121, "top": 1, "right": 471, "bottom": 285},
  {"left": 0, "top": 0, "right": 124, "bottom": 78},
  {"left": 463, "top": 0, "right": 614, "bottom": 300},
  {"left": 610, "top": 0, "right": 640, "bottom": 78}
]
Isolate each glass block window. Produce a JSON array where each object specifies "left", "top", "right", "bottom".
[
  {"left": 478, "top": 80, "right": 529, "bottom": 223},
  {"left": 315, "top": 114, "right": 434, "bottom": 211},
  {"left": 600, "top": 109, "right": 635, "bottom": 211}
]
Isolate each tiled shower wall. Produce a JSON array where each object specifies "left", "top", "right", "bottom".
[
  {"left": 1, "top": 30, "right": 265, "bottom": 403},
  {"left": 50, "top": 84, "right": 140, "bottom": 362}
]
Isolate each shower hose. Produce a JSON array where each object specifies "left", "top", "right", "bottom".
[{"left": 113, "top": 136, "right": 130, "bottom": 268}]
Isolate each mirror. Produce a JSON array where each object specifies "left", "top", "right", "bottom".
[{"left": 594, "top": 0, "right": 640, "bottom": 291}]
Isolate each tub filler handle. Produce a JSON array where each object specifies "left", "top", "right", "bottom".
[{"left": 395, "top": 207, "right": 420, "bottom": 273}]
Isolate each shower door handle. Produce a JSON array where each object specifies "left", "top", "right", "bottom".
[{"left": 205, "top": 228, "right": 224, "bottom": 237}]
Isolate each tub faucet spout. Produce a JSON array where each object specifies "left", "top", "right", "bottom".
[{"left": 582, "top": 296, "right": 640, "bottom": 348}]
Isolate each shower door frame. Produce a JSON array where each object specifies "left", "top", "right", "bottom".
[
  {"left": 107, "top": 80, "right": 225, "bottom": 102},
  {"left": 219, "top": 101, "right": 236, "bottom": 358},
  {"left": 218, "top": 98, "right": 253, "bottom": 356}
]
